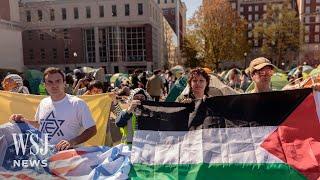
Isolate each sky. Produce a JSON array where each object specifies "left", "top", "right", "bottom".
[{"left": 184, "top": 0, "right": 202, "bottom": 20}]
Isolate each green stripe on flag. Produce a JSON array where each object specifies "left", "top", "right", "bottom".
[{"left": 130, "top": 163, "right": 306, "bottom": 180}]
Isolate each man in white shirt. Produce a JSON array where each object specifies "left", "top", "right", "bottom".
[{"left": 10, "top": 67, "right": 97, "bottom": 151}]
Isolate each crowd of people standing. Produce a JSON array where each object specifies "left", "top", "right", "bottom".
[{"left": 3, "top": 56, "right": 320, "bottom": 146}]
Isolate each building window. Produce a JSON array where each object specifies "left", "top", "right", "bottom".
[
  {"left": 63, "top": 29, "right": 69, "bottom": 39},
  {"left": 306, "top": 0, "right": 310, "bottom": 4},
  {"left": 255, "top": 14, "right": 259, "bottom": 21},
  {"left": 99, "top": 6, "right": 104, "bottom": 17},
  {"left": 98, "top": 28, "right": 107, "bottom": 62},
  {"left": 305, "top": 16, "right": 310, "bottom": 23},
  {"left": 240, "top": 6, "right": 244, "bottom": 12},
  {"left": 315, "top": 35, "right": 320, "bottom": 42},
  {"left": 40, "top": 32, "right": 44, "bottom": 40},
  {"left": 231, "top": 3, "right": 236, "bottom": 9},
  {"left": 255, "top": 5, "right": 259, "bottom": 11},
  {"left": 317, "top": 0, "right": 320, "bottom": 3},
  {"left": 248, "top": 31, "right": 252, "bottom": 38},
  {"left": 112, "top": 5, "right": 117, "bottom": 17},
  {"left": 315, "top": 25, "right": 320, "bottom": 32},
  {"left": 40, "top": 49, "right": 45, "bottom": 60},
  {"left": 38, "top": 10, "right": 43, "bottom": 21},
  {"left": 254, "top": 39, "right": 259, "bottom": 46},
  {"left": 305, "top": 25, "right": 310, "bottom": 33},
  {"left": 64, "top": 48, "right": 69, "bottom": 59},
  {"left": 263, "top": 5, "right": 267, "bottom": 11},
  {"left": 248, "top": 6, "right": 252, "bottom": 12},
  {"left": 305, "top": 35, "right": 309, "bottom": 43},
  {"left": 172, "top": 0, "right": 175, "bottom": 3},
  {"left": 163, "top": 9, "right": 169, "bottom": 15},
  {"left": 248, "top": 23, "right": 253, "bottom": 29},
  {"left": 74, "top": 7, "right": 79, "bottom": 19},
  {"left": 51, "top": 29, "right": 56, "bottom": 39},
  {"left": 158, "top": 0, "right": 160, "bottom": 4},
  {"left": 316, "top": 16, "right": 320, "bottom": 23},
  {"left": 125, "top": 4, "right": 130, "bottom": 16},
  {"left": 248, "top": 14, "right": 252, "bottom": 21},
  {"left": 316, "top": 6, "right": 320, "bottom": 12},
  {"left": 170, "top": 9, "right": 174, "bottom": 15},
  {"left": 53, "top": 48, "right": 57, "bottom": 59},
  {"left": 85, "top": 29, "right": 96, "bottom": 62},
  {"left": 26, "top": 10, "right": 31, "bottom": 22},
  {"left": 165, "top": 0, "right": 167, "bottom": 3},
  {"left": 86, "top": 6, "right": 91, "bottom": 18},
  {"left": 305, "top": 7, "right": 310, "bottom": 14},
  {"left": 62, "top": 8, "right": 67, "bottom": 20},
  {"left": 126, "top": 27, "right": 146, "bottom": 62},
  {"left": 171, "top": 9, "right": 175, "bottom": 15},
  {"left": 108, "top": 27, "right": 126, "bottom": 62},
  {"left": 138, "top": 3, "right": 143, "bottom": 15},
  {"left": 29, "top": 49, "right": 34, "bottom": 61},
  {"left": 50, "top": 9, "right": 55, "bottom": 21},
  {"left": 114, "top": 66, "right": 119, "bottom": 73},
  {"left": 28, "top": 30, "right": 32, "bottom": 40}
]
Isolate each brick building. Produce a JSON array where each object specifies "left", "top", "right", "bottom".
[
  {"left": 155, "top": 0, "right": 187, "bottom": 47},
  {"left": 19, "top": 0, "right": 179, "bottom": 73},
  {"left": 229, "top": 0, "right": 319, "bottom": 67},
  {"left": 0, "top": 0, "right": 24, "bottom": 71},
  {"left": 297, "top": 0, "right": 320, "bottom": 66}
]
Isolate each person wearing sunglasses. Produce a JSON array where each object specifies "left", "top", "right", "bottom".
[{"left": 246, "top": 57, "right": 276, "bottom": 93}]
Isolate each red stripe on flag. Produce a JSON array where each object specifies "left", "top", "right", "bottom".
[
  {"left": 0, "top": 173, "right": 13, "bottom": 178},
  {"left": 261, "top": 93, "right": 320, "bottom": 180},
  {"left": 49, "top": 150, "right": 87, "bottom": 162},
  {"left": 15, "top": 173, "right": 34, "bottom": 180},
  {"left": 50, "top": 165, "right": 79, "bottom": 177}
]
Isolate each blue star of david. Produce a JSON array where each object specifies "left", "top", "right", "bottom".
[{"left": 40, "top": 111, "right": 65, "bottom": 140}]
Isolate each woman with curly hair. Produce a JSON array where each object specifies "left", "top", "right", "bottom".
[{"left": 176, "top": 67, "right": 210, "bottom": 103}]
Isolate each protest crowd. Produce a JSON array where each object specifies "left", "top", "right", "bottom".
[
  {"left": 1, "top": 57, "right": 320, "bottom": 145},
  {"left": 1, "top": 57, "right": 320, "bottom": 179}
]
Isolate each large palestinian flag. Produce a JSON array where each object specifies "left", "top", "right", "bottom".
[{"left": 130, "top": 89, "right": 320, "bottom": 180}]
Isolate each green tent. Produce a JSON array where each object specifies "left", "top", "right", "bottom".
[
  {"left": 309, "top": 68, "right": 320, "bottom": 77},
  {"left": 246, "top": 73, "right": 288, "bottom": 92},
  {"left": 165, "top": 75, "right": 188, "bottom": 102},
  {"left": 24, "top": 69, "right": 43, "bottom": 94}
]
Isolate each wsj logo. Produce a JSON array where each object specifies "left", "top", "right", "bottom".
[{"left": 11, "top": 133, "right": 49, "bottom": 168}]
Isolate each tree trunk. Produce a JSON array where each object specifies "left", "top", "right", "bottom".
[{"left": 214, "top": 61, "right": 219, "bottom": 70}]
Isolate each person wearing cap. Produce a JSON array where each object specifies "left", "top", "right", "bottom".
[
  {"left": 246, "top": 57, "right": 276, "bottom": 93},
  {"left": 1, "top": 74, "right": 30, "bottom": 94}
]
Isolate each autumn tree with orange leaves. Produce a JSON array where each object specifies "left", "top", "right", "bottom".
[{"left": 189, "top": 0, "right": 248, "bottom": 70}]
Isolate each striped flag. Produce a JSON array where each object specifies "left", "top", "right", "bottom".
[
  {"left": 131, "top": 89, "right": 320, "bottom": 180},
  {"left": 0, "top": 122, "right": 131, "bottom": 179}
]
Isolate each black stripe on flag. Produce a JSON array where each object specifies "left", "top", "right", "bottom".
[
  {"left": 137, "top": 101, "right": 194, "bottom": 131},
  {"left": 137, "top": 88, "right": 312, "bottom": 131}
]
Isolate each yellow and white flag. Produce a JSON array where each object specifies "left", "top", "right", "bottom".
[{"left": 0, "top": 91, "right": 112, "bottom": 146}]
